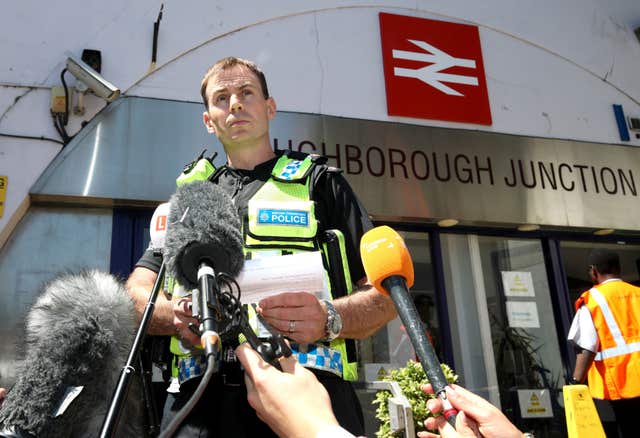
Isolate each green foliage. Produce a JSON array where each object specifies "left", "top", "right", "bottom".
[{"left": 373, "top": 360, "right": 458, "bottom": 438}]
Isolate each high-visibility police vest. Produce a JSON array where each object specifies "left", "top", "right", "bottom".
[
  {"left": 575, "top": 279, "right": 640, "bottom": 400},
  {"left": 168, "top": 152, "right": 358, "bottom": 382}
]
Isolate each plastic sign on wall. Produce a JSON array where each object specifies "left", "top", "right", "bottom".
[
  {"left": 379, "top": 12, "right": 492, "bottom": 125},
  {"left": 517, "top": 389, "right": 553, "bottom": 418},
  {"left": 501, "top": 271, "right": 535, "bottom": 297},
  {"left": 0, "top": 176, "right": 7, "bottom": 218},
  {"left": 506, "top": 301, "right": 541, "bottom": 328}
]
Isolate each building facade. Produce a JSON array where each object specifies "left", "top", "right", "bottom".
[{"left": 1, "top": 2, "right": 640, "bottom": 436}]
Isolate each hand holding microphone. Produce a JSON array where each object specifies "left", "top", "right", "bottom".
[{"left": 360, "top": 226, "right": 458, "bottom": 428}]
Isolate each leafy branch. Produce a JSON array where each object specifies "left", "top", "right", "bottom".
[{"left": 373, "top": 360, "right": 458, "bottom": 438}]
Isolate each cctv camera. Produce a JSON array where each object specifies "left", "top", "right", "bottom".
[{"left": 65, "top": 52, "right": 120, "bottom": 102}]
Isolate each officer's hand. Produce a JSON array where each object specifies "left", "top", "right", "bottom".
[
  {"left": 258, "top": 292, "right": 327, "bottom": 343},
  {"left": 173, "top": 296, "right": 200, "bottom": 346}
]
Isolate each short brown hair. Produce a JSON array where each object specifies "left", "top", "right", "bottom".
[{"left": 200, "top": 57, "right": 269, "bottom": 109}]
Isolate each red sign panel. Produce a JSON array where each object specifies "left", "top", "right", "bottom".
[{"left": 379, "top": 12, "right": 492, "bottom": 125}]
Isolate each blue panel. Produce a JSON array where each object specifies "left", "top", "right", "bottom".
[
  {"left": 613, "top": 104, "right": 630, "bottom": 142},
  {"left": 110, "top": 208, "right": 154, "bottom": 279}
]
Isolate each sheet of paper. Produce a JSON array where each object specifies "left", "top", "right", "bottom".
[
  {"left": 236, "top": 251, "right": 329, "bottom": 304},
  {"left": 501, "top": 271, "right": 535, "bottom": 297},
  {"left": 506, "top": 301, "right": 540, "bottom": 328}
]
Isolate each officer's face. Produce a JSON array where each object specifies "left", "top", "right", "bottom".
[{"left": 202, "top": 65, "right": 276, "bottom": 150}]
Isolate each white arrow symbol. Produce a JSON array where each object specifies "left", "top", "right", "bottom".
[{"left": 392, "top": 39, "right": 479, "bottom": 96}]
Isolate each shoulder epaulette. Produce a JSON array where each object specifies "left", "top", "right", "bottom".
[
  {"left": 271, "top": 153, "right": 315, "bottom": 182},
  {"left": 176, "top": 149, "right": 218, "bottom": 186}
]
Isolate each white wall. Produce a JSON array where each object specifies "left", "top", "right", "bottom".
[{"left": 1, "top": 0, "right": 640, "bottom": 235}]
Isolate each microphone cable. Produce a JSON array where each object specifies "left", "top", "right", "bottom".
[
  {"left": 158, "top": 355, "right": 217, "bottom": 438},
  {"left": 158, "top": 272, "right": 242, "bottom": 438}
]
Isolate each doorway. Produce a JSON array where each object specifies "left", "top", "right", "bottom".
[
  {"left": 440, "top": 233, "right": 566, "bottom": 437},
  {"left": 558, "top": 240, "right": 640, "bottom": 437}
]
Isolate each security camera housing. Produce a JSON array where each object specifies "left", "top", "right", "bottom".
[{"left": 65, "top": 52, "right": 120, "bottom": 102}]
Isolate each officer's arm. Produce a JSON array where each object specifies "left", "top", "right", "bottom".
[
  {"left": 572, "top": 348, "right": 596, "bottom": 383},
  {"left": 333, "top": 278, "right": 397, "bottom": 339},
  {"left": 126, "top": 266, "right": 176, "bottom": 335}
]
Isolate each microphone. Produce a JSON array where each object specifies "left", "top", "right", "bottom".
[
  {"left": 0, "top": 270, "right": 144, "bottom": 438},
  {"left": 164, "top": 180, "right": 244, "bottom": 289},
  {"left": 149, "top": 202, "right": 170, "bottom": 255},
  {"left": 360, "top": 226, "right": 458, "bottom": 427},
  {"left": 163, "top": 180, "right": 244, "bottom": 356}
]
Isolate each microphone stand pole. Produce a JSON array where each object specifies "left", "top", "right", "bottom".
[
  {"left": 100, "top": 261, "right": 166, "bottom": 438},
  {"left": 382, "top": 276, "right": 458, "bottom": 427},
  {"left": 197, "top": 262, "right": 222, "bottom": 360}
]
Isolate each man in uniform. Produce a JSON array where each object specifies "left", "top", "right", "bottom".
[
  {"left": 567, "top": 248, "right": 640, "bottom": 438},
  {"left": 126, "top": 57, "right": 397, "bottom": 437}
]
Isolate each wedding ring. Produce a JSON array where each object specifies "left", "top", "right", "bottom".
[{"left": 288, "top": 320, "right": 296, "bottom": 333}]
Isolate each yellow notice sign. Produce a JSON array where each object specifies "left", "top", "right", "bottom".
[
  {"left": 0, "top": 176, "right": 7, "bottom": 218},
  {"left": 516, "top": 389, "right": 552, "bottom": 417},
  {"left": 563, "top": 385, "right": 605, "bottom": 438}
]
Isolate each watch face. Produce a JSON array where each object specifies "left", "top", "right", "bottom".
[
  {"left": 323, "top": 300, "right": 342, "bottom": 340},
  {"left": 329, "top": 311, "right": 342, "bottom": 334}
]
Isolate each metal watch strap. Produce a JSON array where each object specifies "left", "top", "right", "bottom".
[{"left": 321, "top": 299, "right": 342, "bottom": 342}]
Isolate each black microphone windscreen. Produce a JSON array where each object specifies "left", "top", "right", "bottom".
[
  {"left": 164, "top": 180, "right": 244, "bottom": 290},
  {"left": 0, "top": 270, "right": 143, "bottom": 437}
]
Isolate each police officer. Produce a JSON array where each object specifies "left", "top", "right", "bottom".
[
  {"left": 567, "top": 248, "right": 640, "bottom": 438},
  {"left": 126, "top": 57, "right": 397, "bottom": 437}
]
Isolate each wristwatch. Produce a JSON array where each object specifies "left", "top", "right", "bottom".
[{"left": 321, "top": 299, "right": 342, "bottom": 342}]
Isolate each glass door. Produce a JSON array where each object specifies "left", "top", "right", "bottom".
[
  {"left": 441, "top": 234, "right": 566, "bottom": 437},
  {"left": 559, "top": 240, "right": 640, "bottom": 437}
]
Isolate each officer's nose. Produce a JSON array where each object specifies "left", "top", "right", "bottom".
[{"left": 230, "top": 94, "right": 243, "bottom": 112}]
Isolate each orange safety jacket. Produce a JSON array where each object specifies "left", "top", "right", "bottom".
[{"left": 575, "top": 280, "right": 640, "bottom": 400}]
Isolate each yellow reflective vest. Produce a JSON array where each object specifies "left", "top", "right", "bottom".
[{"left": 169, "top": 152, "right": 358, "bottom": 382}]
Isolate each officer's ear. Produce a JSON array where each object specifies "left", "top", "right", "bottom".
[
  {"left": 203, "top": 111, "right": 216, "bottom": 134},
  {"left": 266, "top": 97, "right": 276, "bottom": 120}
]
